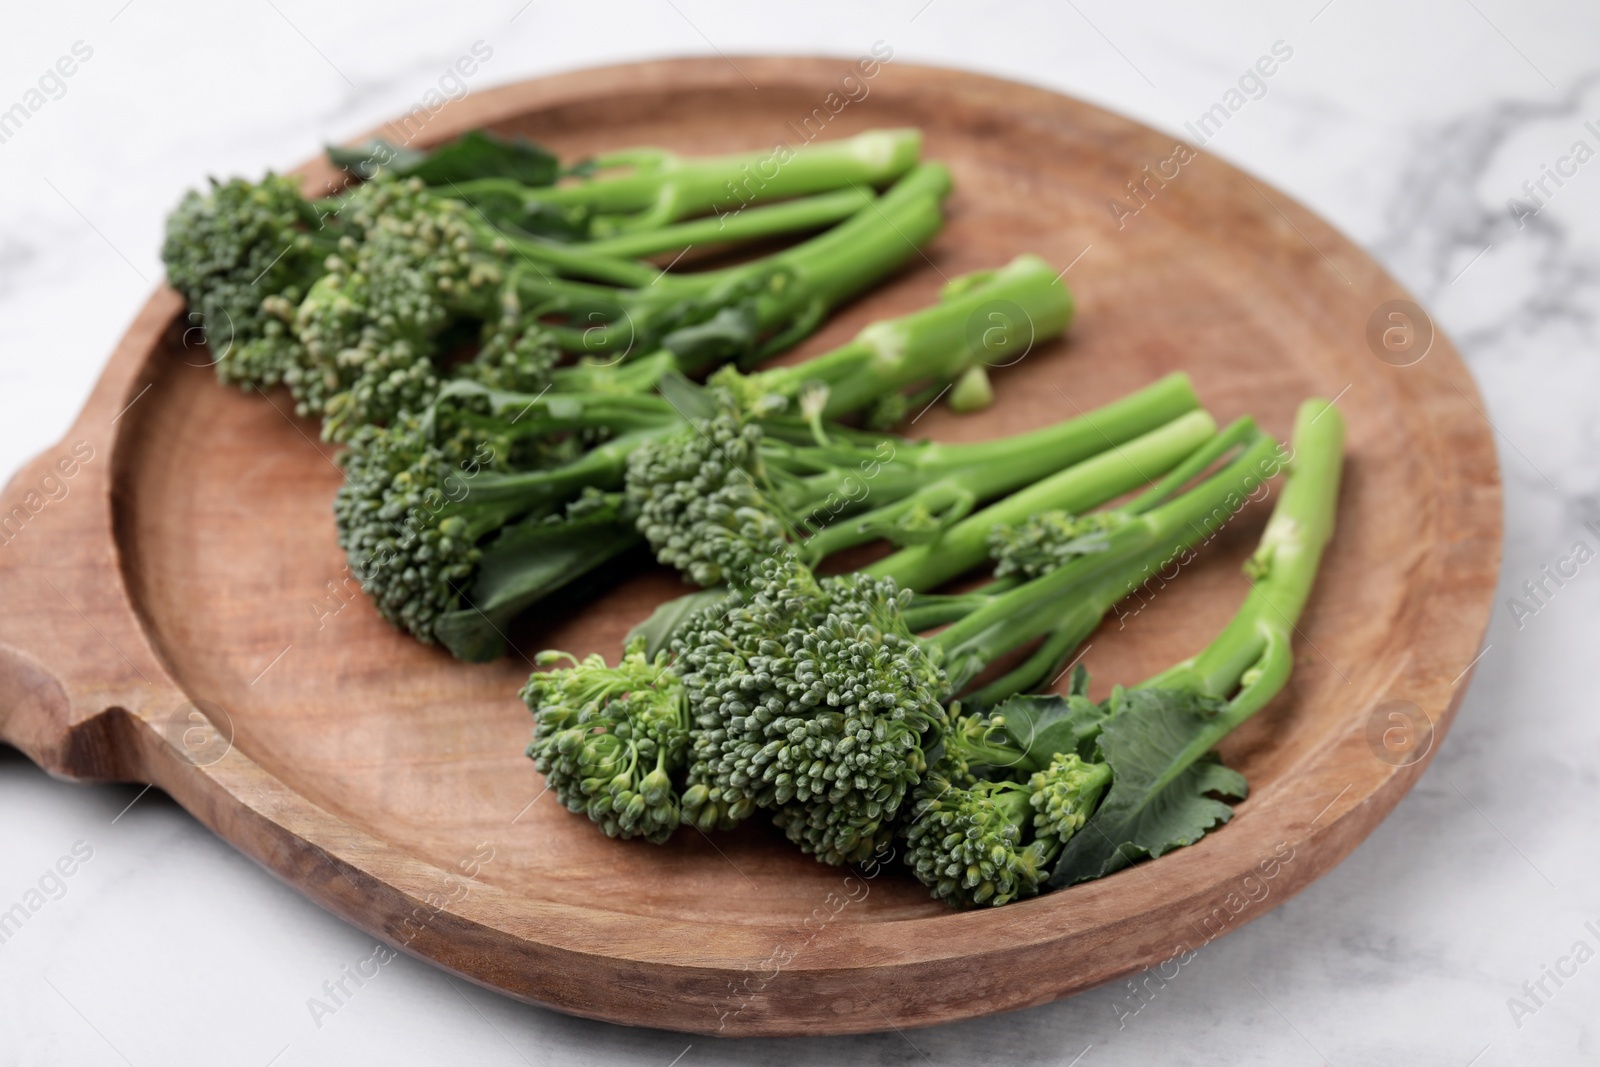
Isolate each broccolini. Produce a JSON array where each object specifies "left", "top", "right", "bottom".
[{"left": 903, "top": 399, "right": 1344, "bottom": 905}]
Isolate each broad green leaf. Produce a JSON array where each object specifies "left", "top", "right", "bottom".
[
  {"left": 434, "top": 511, "right": 639, "bottom": 661},
  {"left": 988, "top": 691, "right": 1109, "bottom": 770},
  {"left": 1049, "top": 686, "right": 1246, "bottom": 887},
  {"left": 328, "top": 130, "right": 560, "bottom": 187}
]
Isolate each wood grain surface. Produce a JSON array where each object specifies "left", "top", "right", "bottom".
[{"left": 0, "top": 57, "right": 1501, "bottom": 1036}]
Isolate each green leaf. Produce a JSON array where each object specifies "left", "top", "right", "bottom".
[
  {"left": 1048, "top": 686, "right": 1246, "bottom": 887},
  {"left": 433, "top": 511, "right": 640, "bottom": 661},
  {"left": 660, "top": 306, "right": 761, "bottom": 371},
  {"left": 328, "top": 130, "right": 560, "bottom": 187},
  {"left": 626, "top": 587, "right": 732, "bottom": 659},
  {"left": 988, "top": 691, "right": 1109, "bottom": 770},
  {"left": 654, "top": 371, "right": 718, "bottom": 422},
  {"left": 456, "top": 190, "right": 590, "bottom": 240},
  {"left": 327, "top": 140, "right": 427, "bottom": 179}
]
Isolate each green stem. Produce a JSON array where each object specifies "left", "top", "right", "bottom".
[
  {"left": 509, "top": 272, "right": 632, "bottom": 316},
  {"left": 867, "top": 408, "right": 1219, "bottom": 592},
  {"left": 451, "top": 405, "right": 671, "bottom": 440},
  {"left": 662, "top": 164, "right": 952, "bottom": 373},
  {"left": 426, "top": 381, "right": 678, "bottom": 442},
  {"left": 899, "top": 585, "right": 1019, "bottom": 631},
  {"left": 577, "top": 187, "right": 874, "bottom": 259},
  {"left": 1038, "top": 401, "right": 1343, "bottom": 881},
  {"left": 753, "top": 251, "right": 1071, "bottom": 418},
  {"left": 496, "top": 231, "right": 663, "bottom": 288},
  {"left": 526, "top": 128, "right": 924, "bottom": 232},
  {"left": 930, "top": 431, "right": 1283, "bottom": 674},
  {"left": 549, "top": 350, "right": 678, "bottom": 394},
  {"left": 746, "top": 163, "right": 949, "bottom": 285},
  {"left": 544, "top": 163, "right": 951, "bottom": 364},
  {"left": 1138, "top": 398, "right": 1345, "bottom": 725},
  {"left": 1119, "top": 416, "right": 1263, "bottom": 513},
  {"left": 964, "top": 609, "right": 1099, "bottom": 708},
  {"left": 800, "top": 399, "right": 1209, "bottom": 563},
  {"left": 458, "top": 423, "right": 677, "bottom": 511}
]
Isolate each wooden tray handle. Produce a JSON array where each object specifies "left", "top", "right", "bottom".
[{"left": 0, "top": 292, "right": 185, "bottom": 783}]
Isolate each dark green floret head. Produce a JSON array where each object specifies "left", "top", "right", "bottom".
[
  {"left": 521, "top": 637, "right": 690, "bottom": 844},
  {"left": 294, "top": 178, "right": 505, "bottom": 437},
  {"left": 1029, "top": 751, "right": 1112, "bottom": 842},
  {"left": 333, "top": 416, "right": 483, "bottom": 642},
  {"left": 456, "top": 298, "right": 561, "bottom": 396},
  {"left": 703, "top": 365, "right": 794, "bottom": 419},
  {"left": 672, "top": 558, "right": 949, "bottom": 863},
  {"left": 624, "top": 413, "right": 789, "bottom": 589},
  {"left": 160, "top": 173, "right": 331, "bottom": 390},
  {"left": 863, "top": 391, "right": 910, "bottom": 432}
]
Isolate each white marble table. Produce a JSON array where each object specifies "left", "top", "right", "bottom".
[{"left": 3, "top": 2, "right": 1597, "bottom": 1063}]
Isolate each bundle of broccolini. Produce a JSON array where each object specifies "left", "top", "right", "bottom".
[
  {"left": 162, "top": 123, "right": 1348, "bottom": 912},
  {"left": 161, "top": 127, "right": 937, "bottom": 440},
  {"left": 519, "top": 408, "right": 1293, "bottom": 858},
  {"left": 334, "top": 254, "right": 1094, "bottom": 659}
]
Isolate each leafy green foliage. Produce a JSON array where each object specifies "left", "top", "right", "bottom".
[
  {"left": 970, "top": 686, "right": 1109, "bottom": 772},
  {"left": 328, "top": 129, "right": 561, "bottom": 188},
  {"left": 433, "top": 491, "right": 642, "bottom": 663},
  {"left": 1048, "top": 687, "right": 1247, "bottom": 887}
]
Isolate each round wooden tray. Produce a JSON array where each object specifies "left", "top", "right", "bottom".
[{"left": 0, "top": 58, "right": 1500, "bottom": 1036}]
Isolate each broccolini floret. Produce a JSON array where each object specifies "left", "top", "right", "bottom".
[
  {"left": 333, "top": 386, "right": 678, "bottom": 643},
  {"left": 160, "top": 173, "right": 341, "bottom": 390},
  {"left": 988, "top": 511, "right": 1131, "bottom": 580},
  {"left": 903, "top": 776, "right": 1053, "bottom": 907},
  {"left": 455, "top": 295, "right": 563, "bottom": 396},
  {"left": 626, "top": 412, "right": 791, "bottom": 589},
  {"left": 675, "top": 558, "right": 949, "bottom": 857},
  {"left": 901, "top": 736, "right": 1114, "bottom": 907},
  {"left": 521, "top": 637, "right": 688, "bottom": 843}
]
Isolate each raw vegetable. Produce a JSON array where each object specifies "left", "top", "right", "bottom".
[
  {"left": 298, "top": 163, "right": 949, "bottom": 439},
  {"left": 905, "top": 399, "right": 1343, "bottom": 905},
  {"left": 444, "top": 127, "right": 924, "bottom": 236},
  {"left": 520, "top": 412, "right": 1280, "bottom": 864},
  {"left": 624, "top": 254, "right": 1087, "bottom": 590},
  {"left": 159, "top": 130, "right": 940, "bottom": 441},
  {"left": 339, "top": 265, "right": 1071, "bottom": 655}
]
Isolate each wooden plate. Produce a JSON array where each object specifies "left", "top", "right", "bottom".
[{"left": 0, "top": 58, "right": 1500, "bottom": 1036}]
